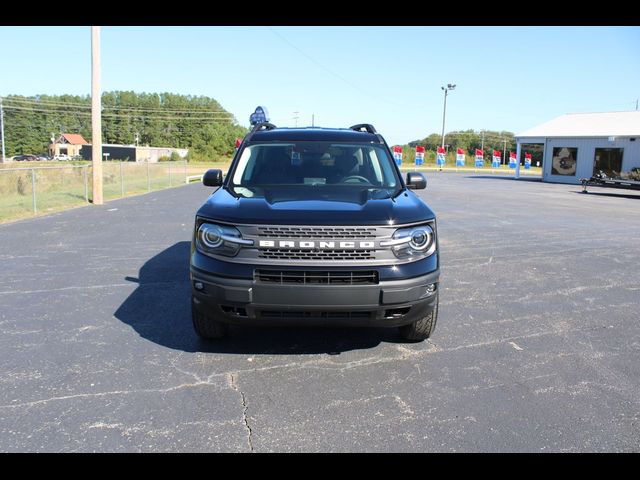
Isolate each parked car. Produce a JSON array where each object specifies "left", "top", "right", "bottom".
[
  {"left": 13, "top": 154, "right": 39, "bottom": 161},
  {"left": 37, "top": 155, "right": 53, "bottom": 161},
  {"left": 54, "top": 154, "right": 70, "bottom": 161}
]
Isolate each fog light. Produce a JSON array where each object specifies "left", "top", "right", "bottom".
[
  {"left": 425, "top": 283, "right": 436, "bottom": 295},
  {"left": 194, "top": 282, "right": 204, "bottom": 291}
]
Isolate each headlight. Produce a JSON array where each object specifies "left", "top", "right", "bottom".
[
  {"left": 196, "top": 223, "right": 253, "bottom": 257},
  {"left": 382, "top": 224, "right": 436, "bottom": 259}
]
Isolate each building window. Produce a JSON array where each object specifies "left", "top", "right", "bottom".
[
  {"left": 551, "top": 147, "right": 578, "bottom": 176},
  {"left": 593, "top": 148, "right": 623, "bottom": 178}
]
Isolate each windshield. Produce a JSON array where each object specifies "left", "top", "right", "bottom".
[{"left": 229, "top": 141, "right": 401, "bottom": 200}]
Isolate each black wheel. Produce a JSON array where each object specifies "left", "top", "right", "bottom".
[
  {"left": 399, "top": 293, "right": 438, "bottom": 341},
  {"left": 191, "top": 298, "right": 228, "bottom": 339}
]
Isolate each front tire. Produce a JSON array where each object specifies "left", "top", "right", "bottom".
[
  {"left": 192, "top": 298, "right": 228, "bottom": 339},
  {"left": 399, "top": 293, "right": 438, "bottom": 341}
]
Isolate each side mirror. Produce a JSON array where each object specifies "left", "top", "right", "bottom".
[
  {"left": 203, "top": 169, "right": 223, "bottom": 187},
  {"left": 406, "top": 172, "right": 426, "bottom": 190}
]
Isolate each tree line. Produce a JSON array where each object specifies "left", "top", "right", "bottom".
[{"left": 2, "top": 92, "right": 248, "bottom": 161}]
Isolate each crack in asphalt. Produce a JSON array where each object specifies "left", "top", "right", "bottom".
[
  {"left": 227, "top": 373, "right": 254, "bottom": 452},
  {"left": 0, "top": 329, "right": 578, "bottom": 411},
  {"left": 3, "top": 322, "right": 636, "bottom": 423},
  {"left": 0, "top": 381, "right": 217, "bottom": 410}
]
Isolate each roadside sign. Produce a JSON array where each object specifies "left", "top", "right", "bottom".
[
  {"left": 492, "top": 150, "right": 501, "bottom": 168},
  {"left": 393, "top": 146, "right": 403, "bottom": 166},
  {"left": 436, "top": 146, "right": 445, "bottom": 166},
  {"left": 415, "top": 146, "right": 425, "bottom": 166},
  {"left": 509, "top": 151, "right": 517, "bottom": 169}
]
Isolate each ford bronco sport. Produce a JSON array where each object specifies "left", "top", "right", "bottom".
[{"left": 190, "top": 123, "right": 439, "bottom": 341}]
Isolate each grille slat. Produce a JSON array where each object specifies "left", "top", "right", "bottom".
[
  {"left": 257, "top": 226, "right": 377, "bottom": 239},
  {"left": 255, "top": 269, "right": 378, "bottom": 285},
  {"left": 260, "top": 310, "right": 373, "bottom": 320},
  {"left": 259, "top": 249, "right": 374, "bottom": 261}
]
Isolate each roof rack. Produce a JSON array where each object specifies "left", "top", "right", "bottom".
[
  {"left": 250, "top": 122, "right": 277, "bottom": 133},
  {"left": 349, "top": 124, "right": 377, "bottom": 134}
]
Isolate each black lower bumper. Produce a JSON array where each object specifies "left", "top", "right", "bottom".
[{"left": 190, "top": 268, "right": 440, "bottom": 327}]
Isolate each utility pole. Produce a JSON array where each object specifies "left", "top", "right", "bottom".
[
  {"left": 91, "top": 26, "right": 103, "bottom": 205},
  {"left": 481, "top": 130, "right": 485, "bottom": 152},
  {"left": 135, "top": 132, "right": 139, "bottom": 146},
  {"left": 636, "top": 99, "right": 638, "bottom": 111},
  {"left": 293, "top": 111, "right": 299, "bottom": 127},
  {"left": 311, "top": 113, "right": 315, "bottom": 127},
  {"left": 502, "top": 138, "right": 507, "bottom": 166},
  {"left": 0, "top": 97, "right": 5, "bottom": 163},
  {"left": 440, "top": 84, "right": 456, "bottom": 148}
]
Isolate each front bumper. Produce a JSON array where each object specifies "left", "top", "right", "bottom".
[{"left": 190, "top": 266, "right": 440, "bottom": 327}]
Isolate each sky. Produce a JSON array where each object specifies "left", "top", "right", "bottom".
[{"left": 1, "top": 26, "right": 639, "bottom": 146}]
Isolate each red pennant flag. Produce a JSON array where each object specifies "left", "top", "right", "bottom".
[
  {"left": 509, "top": 151, "right": 516, "bottom": 159},
  {"left": 437, "top": 146, "right": 446, "bottom": 154},
  {"left": 393, "top": 146, "right": 403, "bottom": 153},
  {"left": 493, "top": 150, "right": 501, "bottom": 157},
  {"left": 416, "top": 146, "right": 425, "bottom": 153},
  {"left": 475, "top": 149, "right": 484, "bottom": 156},
  {"left": 234, "top": 138, "right": 242, "bottom": 148},
  {"left": 457, "top": 148, "right": 465, "bottom": 155},
  {"left": 525, "top": 153, "right": 532, "bottom": 159}
]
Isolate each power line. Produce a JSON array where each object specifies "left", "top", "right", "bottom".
[
  {"left": 4, "top": 102, "right": 235, "bottom": 117},
  {"left": 266, "top": 27, "right": 413, "bottom": 109},
  {"left": 3, "top": 105, "right": 233, "bottom": 121},
  {"left": 4, "top": 97, "right": 234, "bottom": 115}
]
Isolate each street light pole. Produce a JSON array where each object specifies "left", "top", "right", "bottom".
[{"left": 440, "top": 84, "right": 456, "bottom": 149}]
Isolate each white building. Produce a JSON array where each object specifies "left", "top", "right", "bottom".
[{"left": 515, "top": 111, "right": 640, "bottom": 184}]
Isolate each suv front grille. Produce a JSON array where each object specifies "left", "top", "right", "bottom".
[
  {"left": 259, "top": 249, "right": 374, "bottom": 261},
  {"left": 255, "top": 269, "right": 379, "bottom": 285},
  {"left": 259, "top": 310, "right": 373, "bottom": 320},
  {"left": 257, "top": 226, "right": 377, "bottom": 239}
]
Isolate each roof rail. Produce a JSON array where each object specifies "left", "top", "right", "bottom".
[
  {"left": 250, "top": 122, "right": 277, "bottom": 133},
  {"left": 349, "top": 124, "right": 377, "bottom": 134}
]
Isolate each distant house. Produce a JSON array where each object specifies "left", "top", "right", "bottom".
[{"left": 49, "top": 133, "right": 88, "bottom": 158}]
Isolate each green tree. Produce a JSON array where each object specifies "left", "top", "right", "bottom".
[{"left": 2, "top": 92, "right": 247, "bottom": 159}]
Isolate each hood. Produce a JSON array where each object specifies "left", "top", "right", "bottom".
[{"left": 196, "top": 187, "right": 435, "bottom": 226}]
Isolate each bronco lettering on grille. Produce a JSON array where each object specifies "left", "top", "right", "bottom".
[{"left": 258, "top": 240, "right": 375, "bottom": 249}]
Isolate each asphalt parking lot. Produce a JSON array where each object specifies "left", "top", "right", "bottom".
[{"left": 1, "top": 173, "right": 639, "bottom": 452}]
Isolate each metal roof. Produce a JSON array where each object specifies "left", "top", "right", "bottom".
[{"left": 516, "top": 111, "right": 640, "bottom": 138}]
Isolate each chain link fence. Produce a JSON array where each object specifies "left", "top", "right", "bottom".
[{"left": 0, "top": 161, "right": 191, "bottom": 222}]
